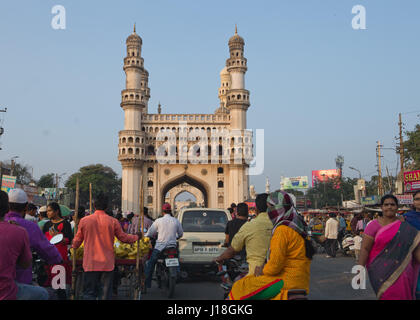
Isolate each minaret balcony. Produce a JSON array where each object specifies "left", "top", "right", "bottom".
[
  {"left": 226, "top": 89, "right": 250, "bottom": 108},
  {"left": 124, "top": 57, "right": 144, "bottom": 68},
  {"left": 118, "top": 151, "right": 145, "bottom": 162}
]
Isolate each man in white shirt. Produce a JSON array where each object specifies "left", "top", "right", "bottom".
[
  {"left": 25, "top": 203, "right": 38, "bottom": 222},
  {"left": 324, "top": 213, "right": 339, "bottom": 258},
  {"left": 144, "top": 203, "right": 183, "bottom": 289}
]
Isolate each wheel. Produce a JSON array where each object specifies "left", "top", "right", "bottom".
[
  {"left": 168, "top": 275, "right": 176, "bottom": 298},
  {"left": 156, "top": 264, "right": 162, "bottom": 289}
]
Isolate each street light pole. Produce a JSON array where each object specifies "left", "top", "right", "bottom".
[{"left": 10, "top": 156, "right": 19, "bottom": 176}]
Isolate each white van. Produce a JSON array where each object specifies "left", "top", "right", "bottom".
[{"left": 177, "top": 208, "right": 231, "bottom": 274}]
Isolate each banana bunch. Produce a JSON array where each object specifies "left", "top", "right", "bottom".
[
  {"left": 114, "top": 237, "right": 151, "bottom": 260},
  {"left": 71, "top": 242, "right": 84, "bottom": 260}
]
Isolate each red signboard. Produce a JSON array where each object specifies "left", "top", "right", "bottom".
[
  {"left": 312, "top": 169, "right": 341, "bottom": 187},
  {"left": 404, "top": 170, "right": 420, "bottom": 192}
]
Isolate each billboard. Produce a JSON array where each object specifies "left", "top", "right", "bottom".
[
  {"left": 396, "top": 194, "right": 413, "bottom": 205},
  {"left": 281, "top": 176, "right": 309, "bottom": 190},
  {"left": 404, "top": 170, "right": 420, "bottom": 192},
  {"left": 361, "top": 195, "right": 380, "bottom": 205},
  {"left": 312, "top": 169, "right": 341, "bottom": 187},
  {"left": 1, "top": 175, "right": 17, "bottom": 193}
]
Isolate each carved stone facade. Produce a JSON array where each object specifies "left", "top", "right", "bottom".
[{"left": 119, "top": 26, "right": 252, "bottom": 218}]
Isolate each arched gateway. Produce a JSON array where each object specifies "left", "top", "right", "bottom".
[{"left": 118, "top": 25, "right": 252, "bottom": 218}]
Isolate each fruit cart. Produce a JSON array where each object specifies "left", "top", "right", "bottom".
[{"left": 71, "top": 237, "right": 151, "bottom": 300}]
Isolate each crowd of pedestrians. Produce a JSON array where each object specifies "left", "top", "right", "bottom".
[{"left": 1, "top": 185, "right": 420, "bottom": 301}]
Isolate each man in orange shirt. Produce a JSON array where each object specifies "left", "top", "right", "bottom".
[{"left": 72, "top": 194, "right": 140, "bottom": 300}]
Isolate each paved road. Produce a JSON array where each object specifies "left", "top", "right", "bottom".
[{"left": 137, "top": 253, "right": 376, "bottom": 300}]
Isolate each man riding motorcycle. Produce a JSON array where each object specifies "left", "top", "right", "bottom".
[
  {"left": 144, "top": 203, "right": 183, "bottom": 290},
  {"left": 214, "top": 193, "right": 273, "bottom": 277}
]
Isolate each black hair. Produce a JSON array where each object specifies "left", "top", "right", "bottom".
[
  {"left": 39, "top": 211, "right": 48, "bottom": 219},
  {"left": 9, "top": 202, "right": 27, "bottom": 213},
  {"left": 94, "top": 194, "right": 108, "bottom": 211},
  {"left": 48, "top": 202, "right": 62, "bottom": 218},
  {"left": 380, "top": 194, "right": 398, "bottom": 206},
  {"left": 237, "top": 202, "right": 249, "bottom": 217},
  {"left": 230, "top": 203, "right": 237, "bottom": 208},
  {"left": 412, "top": 191, "right": 420, "bottom": 211},
  {"left": 78, "top": 206, "right": 86, "bottom": 219},
  {"left": 255, "top": 193, "right": 268, "bottom": 213},
  {"left": 116, "top": 213, "right": 123, "bottom": 220},
  {"left": 27, "top": 203, "right": 37, "bottom": 211},
  {"left": 227, "top": 207, "right": 233, "bottom": 214},
  {"left": 143, "top": 207, "right": 154, "bottom": 221},
  {"left": 127, "top": 213, "right": 135, "bottom": 220},
  {"left": 0, "top": 191, "right": 9, "bottom": 218}
]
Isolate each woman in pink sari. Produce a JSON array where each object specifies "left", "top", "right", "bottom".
[{"left": 359, "top": 195, "right": 420, "bottom": 300}]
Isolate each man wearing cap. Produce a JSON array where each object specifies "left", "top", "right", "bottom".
[
  {"left": 0, "top": 190, "right": 49, "bottom": 300},
  {"left": 5, "top": 189, "right": 62, "bottom": 285},
  {"left": 144, "top": 203, "right": 183, "bottom": 289},
  {"left": 37, "top": 206, "right": 49, "bottom": 230}
]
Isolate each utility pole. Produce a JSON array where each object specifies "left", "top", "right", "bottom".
[
  {"left": 398, "top": 113, "right": 405, "bottom": 193},
  {"left": 377, "top": 141, "right": 384, "bottom": 197},
  {"left": 386, "top": 166, "right": 393, "bottom": 194}
]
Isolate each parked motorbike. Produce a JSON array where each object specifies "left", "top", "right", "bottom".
[
  {"left": 216, "top": 255, "right": 248, "bottom": 300},
  {"left": 341, "top": 233, "right": 355, "bottom": 256},
  {"left": 155, "top": 245, "right": 179, "bottom": 298}
]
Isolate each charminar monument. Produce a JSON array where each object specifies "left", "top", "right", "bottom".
[{"left": 118, "top": 25, "right": 254, "bottom": 217}]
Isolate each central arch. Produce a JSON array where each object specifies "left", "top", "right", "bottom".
[{"left": 161, "top": 174, "right": 209, "bottom": 209}]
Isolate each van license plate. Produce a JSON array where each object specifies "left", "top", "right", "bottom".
[
  {"left": 193, "top": 246, "right": 219, "bottom": 254},
  {"left": 165, "top": 258, "right": 179, "bottom": 267}
]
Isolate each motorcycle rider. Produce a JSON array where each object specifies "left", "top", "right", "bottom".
[
  {"left": 214, "top": 193, "right": 273, "bottom": 277},
  {"left": 4, "top": 189, "right": 62, "bottom": 286},
  {"left": 144, "top": 203, "right": 183, "bottom": 290}
]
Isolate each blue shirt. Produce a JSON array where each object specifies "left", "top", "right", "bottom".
[{"left": 404, "top": 210, "right": 420, "bottom": 230}]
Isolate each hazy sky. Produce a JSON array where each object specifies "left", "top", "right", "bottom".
[{"left": 0, "top": 0, "right": 419, "bottom": 193}]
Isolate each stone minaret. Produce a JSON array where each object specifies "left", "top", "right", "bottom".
[
  {"left": 216, "top": 67, "right": 231, "bottom": 113},
  {"left": 226, "top": 26, "right": 250, "bottom": 203},
  {"left": 118, "top": 25, "right": 150, "bottom": 214}
]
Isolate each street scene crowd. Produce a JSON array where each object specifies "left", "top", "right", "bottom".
[{"left": 1, "top": 187, "right": 420, "bottom": 300}]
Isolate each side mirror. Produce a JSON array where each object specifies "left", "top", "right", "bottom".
[{"left": 50, "top": 234, "right": 63, "bottom": 245}]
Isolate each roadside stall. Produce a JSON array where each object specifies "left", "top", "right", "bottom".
[{"left": 70, "top": 238, "right": 151, "bottom": 299}]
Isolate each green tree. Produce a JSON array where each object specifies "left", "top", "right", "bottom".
[
  {"left": 65, "top": 164, "right": 121, "bottom": 209},
  {"left": 283, "top": 189, "right": 304, "bottom": 197},
  {"left": 403, "top": 124, "right": 420, "bottom": 170},
  {"left": 365, "top": 176, "right": 379, "bottom": 196},
  {"left": 37, "top": 173, "right": 55, "bottom": 188},
  {"left": 306, "top": 177, "right": 358, "bottom": 208}
]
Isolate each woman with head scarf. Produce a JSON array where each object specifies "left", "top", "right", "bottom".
[{"left": 227, "top": 190, "right": 314, "bottom": 300}]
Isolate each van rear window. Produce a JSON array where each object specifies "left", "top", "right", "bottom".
[{"left": 181, "top": 210, "right": 228, "bottom": 232}]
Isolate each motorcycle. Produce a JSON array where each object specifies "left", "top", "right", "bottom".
[
  {"left": 32, "top": 234, "right": 63, "bottom": 285},
  {"left": 155, "top": 245, "right": 179, "bottom": 298},
  {"left": 216, "top": 255, "right": 248, "bottom": 300},
  {"left": 216, "top": 257, "right": 308, "bottom": 300},
  {"left": 341, "top": 233, "right": 355, "bottom": 257},
  {"left": 308, "top": 230, "right": 326, "bottom": 254}
]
